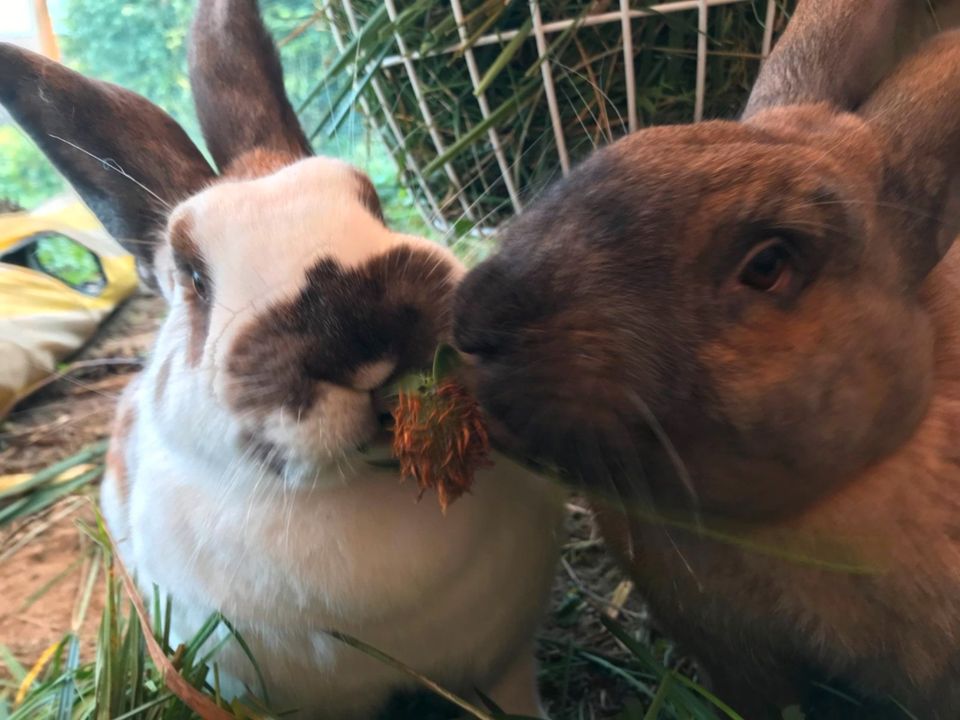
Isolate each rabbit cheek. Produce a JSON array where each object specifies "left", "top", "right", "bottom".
[
  {"left": 696, "top": 285, "right": 936, "bottom": 517},
  {"left": 224, "top": 324, "right": 322, "bottom": 434}
]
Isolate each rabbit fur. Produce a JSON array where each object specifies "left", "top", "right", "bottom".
[
  {"left": 0, "top": 1, "right": 565, "bottom": 717},
  {"left": 454, "top": 1, "right": 960, "bottom": 716}
]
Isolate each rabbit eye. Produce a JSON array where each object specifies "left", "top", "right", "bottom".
[
  {"left": 738, "top": 240, "right": 793, "bottom": 292},
  {"left": 190, "top": 266, "right": 208, "bottom": 301}
]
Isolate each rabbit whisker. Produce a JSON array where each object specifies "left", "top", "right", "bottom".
[{"left": 49, "top": 134, "right": 174, "bottom": 210}]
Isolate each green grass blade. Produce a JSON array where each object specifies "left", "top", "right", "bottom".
[
  {"left": 520, "top": 3, "right": 594, "bottom": 82},
  {"left": 0, "top": 441, "right": 107, "bottom": 501},
  {"left": 423, "top": 86, "right": 537, "bottom": 175},
  {"left": 162, "top": 594, "right": 172, "bottom": 653},
  {"left": 671, "top": 674, "right": 746, "bottom": 720},
  {"left": 220, "top": 618, "right": 271, "bottom": 707},
  {"left": 0, "top": 467, "right": 103, "bottom": 528},
  {"left": 296, "top": 4, "right": 389, "bottom": 112},
  {"left": 110, "top": 693, "right": 173, "bottom": 720},
  {"left": 642, "top": 672, "right": 672, "bottom": 720},
  {"left": 93, "top": 602, "right": 112, "bottom": 720},
  {"left": 180, "top": 613, "right": 223, "bottom": 669},
  {"left": 599, "top": 616, "right": 666, "bottom": 676},
  {"left": 323, "top": 629, "right": 495, "bottom": 720},
  {"left": 573, "top": 648, "right": 656, "bottom": 698},
  {"left": 54, "top": 634, "right": 80, "bottom": 720},
  {"left": 311, "top": 44, "right": 391, "bottom": 141},
  {"left": 0, "top": 645, "right": 26, "bottom": 684},
  {"left": 474, "top": 17, "right": 532, "bottom": 96}
]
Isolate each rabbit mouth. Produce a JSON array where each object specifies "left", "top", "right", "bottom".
[
  {"left": 353, "top": 424, "right": 393, "bottom": 455},
  {"left": 240, "top": 417, "right": 393, "bottom": 482},
  {"left": 242, "top": 434, "right": 289, "bottom": 476}
]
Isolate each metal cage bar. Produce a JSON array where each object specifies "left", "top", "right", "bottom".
[
  {"left": 334, "top": 0, "right": 768, "bottom": 228},
  {"left": 381, "top": 0, "right": 753, "bottom": 69},
  {"left": 449, "top": 0, "right": 523, "bottom": 213},
  {"left": 530, "top": 0, "right": 570, "bottom": 175},
  {"left": 761, "top": 0, "right": 778, "bottom": 58},
  {"left": 694, "top": 0, "right": 708, "bottom": 122},
  {"left": 336, "top": 0, "right": 444, "bottom": 222},
  {"left": 383, "top": 0, "right": 476, "bottom": 220},
  {"left": 620, "top": 0, "right": 638, "bottom": 133}
]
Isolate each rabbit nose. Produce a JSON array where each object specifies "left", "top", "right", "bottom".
[
  {"left": 454, "top": 260, "right": 521, "bottom": 358},
  {"left": 349, "top": 359, "right": 397, "bottom": 391}
]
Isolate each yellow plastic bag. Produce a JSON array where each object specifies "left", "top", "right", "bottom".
[{"left": 0, "top": 195, "right": 139, "bottom": 419}]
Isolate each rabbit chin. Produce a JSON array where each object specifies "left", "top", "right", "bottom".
[{"left": 237, "top": 388, "right": 385, "bottom": 489}]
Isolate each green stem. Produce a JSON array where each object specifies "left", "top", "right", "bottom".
[{"left": 323, "top": 629, "right": 495, "bottom": 720}]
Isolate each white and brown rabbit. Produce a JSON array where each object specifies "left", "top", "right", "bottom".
[
  {"left": 454, "top": 1, "right": 960, "bottom": 717},
  {"left": 0, "top": 1, "right": 565, "bottom": 717}
]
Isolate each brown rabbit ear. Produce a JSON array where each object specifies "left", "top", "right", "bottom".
[
  {"left": 0, "top": 43, "right": 215, "bottom": 282},
  {"left": 743, "top": 0, "right": 935, "bottom": 118},
  {"left": 860, "top": 30, "right": 960, "bottom": 285},
  {"left": 188, "top": 0, "right": 312, "bottom": 175}
]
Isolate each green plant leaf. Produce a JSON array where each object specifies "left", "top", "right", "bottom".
[
  {"left": 473, "top": 17, "right": 533, "bottom": 96},
  {"left": 432, "top": 343, "right": 462, "bottom": 381}
]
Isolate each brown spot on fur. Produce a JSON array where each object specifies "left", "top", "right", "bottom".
[
  {"left": 354, "top": 170, "right": 384, "bottom": 223},
  {"left": 168, "top": 213, "right": 194, "bottom": 257},
  {"left": 154, "top": 354, "right": 172, "bottom": 406},
  {"left": 224, "top": 148, "right": 298, "bottom": 180},
  {"left": 105, "top": 390, "right": 137, "bottom": 508},
  {"left": 226, "top": 245, "right": 457, "bottom": 415}
]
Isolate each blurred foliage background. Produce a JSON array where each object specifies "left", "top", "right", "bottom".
[{"left": 0, "top": 0, "right": 429, "bottom": 233}]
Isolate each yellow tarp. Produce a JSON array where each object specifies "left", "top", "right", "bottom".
[{"left": 0, "top": 195, "right": 139, "bottom": 420}]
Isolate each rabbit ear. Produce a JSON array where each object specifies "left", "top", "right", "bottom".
[
  {"left": 743, "top": 0, "right": 933, "bottom": 118},
  {"left": 860, "top": 31, "right": 960, "bottom": 285},
  {"left": 188, "top": 0, "right": 311, "bottom": 174},
  {"left": 0, "top": 43, "right": 215, "bottom": 281}
]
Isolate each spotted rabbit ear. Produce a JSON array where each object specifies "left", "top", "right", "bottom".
[
  {"left": 0, "top": 42, "right": 215, "bottom": 284},
  {"left": 742, "top": 0, "right": 938, "bottom": 119},
  {"left": 188, "top": 0, "right": 312, "bottom": 176},
  {"left": 860, "top": 31, "right": 960, "bottom": 287}
]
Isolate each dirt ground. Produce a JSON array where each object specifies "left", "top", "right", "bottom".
[
  {"left": 0, "top": 290, "right": 162, "bottom": 677},
  {"left": 0, "top": 290, "right": 649, "bottom": 717}
]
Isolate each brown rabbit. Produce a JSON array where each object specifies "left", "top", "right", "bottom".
[{"left": 454, "top": 1, "right": 960, "bottom": 717}]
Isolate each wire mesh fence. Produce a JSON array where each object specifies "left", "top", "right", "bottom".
[{"left": 320, "top": 0, "right": 792, "bottom": 232}]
